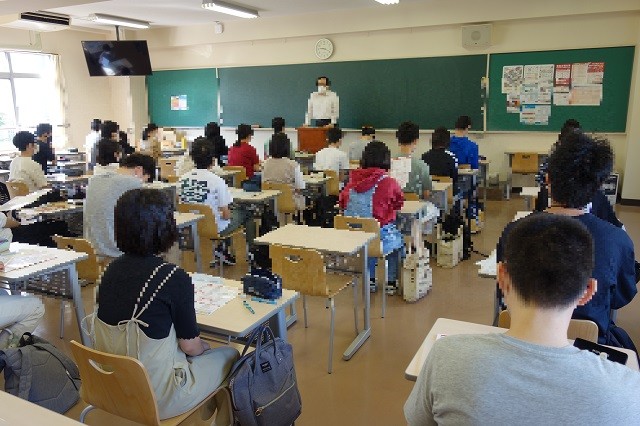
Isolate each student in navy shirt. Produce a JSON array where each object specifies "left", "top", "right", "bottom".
[
  {"left": 422, "top": 126, "right": 458, "bottom": 188},
  {"left": 449, "top": 115, "right": 479, "bottom": 169},
  {"left": 498, "top": 132, "right": 636, "bottom": 346}
]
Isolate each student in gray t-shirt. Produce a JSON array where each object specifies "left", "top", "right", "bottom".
[{"left": 405, "top": 214, "right": 640, "bottom": 426}]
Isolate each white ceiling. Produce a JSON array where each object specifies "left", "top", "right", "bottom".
[{"left": 0, "top": 0, "right": 423, "bottom": 29}]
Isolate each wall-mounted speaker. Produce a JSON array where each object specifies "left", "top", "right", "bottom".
[{"left": 462, "top": 24, "right": 492, "bottom": 48}]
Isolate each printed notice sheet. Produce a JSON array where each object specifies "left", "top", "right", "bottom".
[
  {"left": 191, "top": 273, "right": 241, "bottom": 315},
  {"left": 390, "top": 157, "right": 412, "bottom": 189}
]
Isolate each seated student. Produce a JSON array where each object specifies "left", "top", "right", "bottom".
[
  {"left": 9, "top": 131, "right": 49, "bottom": 192},
  {"left": 340, "top": 141, "right": 404, "bottom": 292},
  {"left": 141, "top": 123, "right": 161, "bottom": 161},
  {"left": 85, "top": 118, "right": 101, "bottom": 171},
  {"left": 349, "top": 125, "right": 374, "bottom": 162},
  {"left": 93, "top": 138, "right": 122, "bottom": 175},
  {"left": 32, "top": 123, "right": 55, "bottom": 174},
  {"left": 421, "top": 126, "right": 458, "bottom": 188},
  {"left": 405, "top": 213, "right": 640, "bottom": 425},
  {"left": 204, "top": 122, "right": 228, "bottom": 167},
  {"left": 88, "top": 188, "right": 238, "bottom": 420},
  {"left": 84, "top": 152, "right": 155, "bottom": 260},
  {"left": 100, "top": 120, "right": 119, "bottom": 142},
  {"left": 393, "top": 121, "right": 432, "bottom": 199},
  {"left": 227, "top": 124, "right": 260, "bottom": 181},
  {"left": 264, "top": 117, "right": 294, "bottom": 160},
  {"left": 179, "top": 138, "right": 255, "bottom": 263},
  {"left": 449, "top": 115, "right": 479, "bottom": 169},
  {"left": 498, "top": 132, "right": 636, "bottom": 346},
  {"left": 262, "top": 133, "right": 306, "bottom": 210},
  {"left": 118, "top": 130, "right": 135, "bottom": 156},
  {"left": 314, "top": 127, "right": 349, "bottom": 175}
]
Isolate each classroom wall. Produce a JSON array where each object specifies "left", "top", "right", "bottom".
[{"left": 140, "top": 8, "right": 640, "bottom": 197}]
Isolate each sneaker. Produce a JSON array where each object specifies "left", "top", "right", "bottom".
[
  {"left": 369, "top": 280, "right": 378, "bottom": 293},
  {"left": 385, "top": 281, "right": 397, "bottom": 295}
]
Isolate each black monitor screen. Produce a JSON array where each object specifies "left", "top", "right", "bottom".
[{"left": 81, "top": 40, "right": 152, "bottom": 76}]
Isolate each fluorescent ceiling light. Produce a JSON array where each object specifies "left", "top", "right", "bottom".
[
  {"left": 375, "top": 0, "right": 399, "bottom": 4},
  {"left": 202, "top": 1, "right": 259, "bottom": 19},
  {"left": 88, "top": 13, "right": 150, "bottom": 29}
]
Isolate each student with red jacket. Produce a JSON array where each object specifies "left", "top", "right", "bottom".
[
  {"left": 340, "top": 141, "right": 404, "bottom": 292},
  {"left": 227, "top": 123, "right": 260, "bottom": 180}
]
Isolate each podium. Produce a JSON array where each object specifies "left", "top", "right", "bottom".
[{"left": 296, "top": 127, "right": 327, "bottom": 154}]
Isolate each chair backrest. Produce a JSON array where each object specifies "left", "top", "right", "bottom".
[
  {"left": 223, "top": 166, "right": 246, "bottom": 188},
  {"left": 159, "top": 159, "right": 177, "bottom": 180},
  {"left": 177, "top": 203, "right": 219, "bottom": 239},
  {"left": 497, "top": 310, "right": 599, "bottom": 343},
  {"left": 165, "top": 175, "right": 179, "bottom": 183},
  {"left": 69, "top": 340, "right": 162, "bottom": 425},
  {"left": 52, "top": 235, "right": 102, "bottom": 283},
  {"left": 6, "top": 181, "right": 29, "bottom": 198},
  {"left": 323, "top": 170, "right": 340, "bottom": 196},
  {"left": 269, "top": 244, "right": 328, "bottom": 297},
  {"left": 512, "top": 153, "right": 539, "bottom": 174},
  {"left": 349, "top": 160, "right": 360, "bottom": 168},
  {"left": 430, "top": 175, "right": 454, "bottom": 205},
  {"left": 403, "top": 192, "right": 420, "bottom": 201},
  {"left": 458, "top": 164, "right": 471, "bottom": 170},
  {"left": 262, "top": 182, "right": 296, "bottom": 214},
  {"left": 333, "top": 215, "right": 382, "bottom": 258}
]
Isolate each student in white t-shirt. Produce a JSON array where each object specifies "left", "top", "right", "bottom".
[
  {"left": 314, "top": 127, "right": 348, "bottom": 174},
  {"left": 178, "top": 138, "right": 255, "bottom": 263},
  {"left": 8, "top": 131, "right": 49, "bottom": 192}
]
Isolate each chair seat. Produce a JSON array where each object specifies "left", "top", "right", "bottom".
[{"left": 325, "top": 272, "right": 355, "bottom": 298}]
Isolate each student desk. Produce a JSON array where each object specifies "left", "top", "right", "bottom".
[
  {"left": 478, "top": 159, "right": 490, "bottom": 205},
  {"left": 51, "top": 160, "right": 87, "bottom": 174},
  {"left": 520, "top": 186, "right": 540, "bottom": 210},
  {"left": 47, "top": 174, "right": 91, "bottom": 184},
  {"left": 429, "top": 181, "right": 453, "bottom": 214},
  {"left": 57, "top": 150, "right": 86, "bottom": 162},
  {"left": 213, "top": 168, "right": 240, "bottom": 188},
  {"left": 405, "top": 318, "right": 639, "bottom": 381},
  {"left": 229, "top": 188, "right": 281, "bottom": 214},
  {"left": 0, "top": 391, "right": 83, "bottom": 425},
  {"left": 0, "top": 155, "right": 13, "bottom": 170},
  {"left": 254, "top": 224, "right": 376, "bottom": 360},
  {"left": 174, "top": 211, "right": 204, "bottom": 273},
  {"left": 161, "top": 148, "right": 186, "bottom": 158},
  {"left": 0, "top": 169, "right": 10, "bottom": 182},
  {"left": 0, "top": 242, "right": 89, "bottom": 345},
  {"left": 196, "top": 278, "right": 299, "bottom": 342},
  {"left": 504, "top": 150, "right": 548, "bottom": 200},
  {"left": 303, "top": 174, "right": 330, "bottom": 196},
  {"left": 294, "top": 152, "right": 315, "bottom": 173}
]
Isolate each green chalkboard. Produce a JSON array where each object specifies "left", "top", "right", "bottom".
[
  {"left": 487, "top": 47, "right": 635, "bottom": 132},
  {"left": 147, "top": 68, "right": 218, "bottom": 127},
  {"left": 219, "top": 55, "right": 486, "bottom": 130}
]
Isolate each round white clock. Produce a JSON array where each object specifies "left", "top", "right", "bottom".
[{"left": 315, "top": 38, "right": 334, "bottom": 60}]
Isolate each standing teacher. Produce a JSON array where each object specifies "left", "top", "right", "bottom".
[{"left": 305, "top": 76, "right": 339, "bottom": 127}]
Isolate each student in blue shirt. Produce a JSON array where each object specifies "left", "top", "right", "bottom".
[{"left": 449, "top": 115, "right": 479, "bottom": 169}]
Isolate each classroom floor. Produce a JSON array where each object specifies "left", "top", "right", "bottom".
[{"left": 28, "top": 196, "right": 640, "bottom": 426}]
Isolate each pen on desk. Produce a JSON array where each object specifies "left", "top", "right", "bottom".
[
  {"left": 243, "top": 300, "right": 255, "bottom": 314},
  {"left": 251, "top": 296, "right": 277, "bottom": 305}
]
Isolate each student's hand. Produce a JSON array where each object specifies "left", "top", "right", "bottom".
[
  {"left": 324, "top": 124, "right": 334, "bottom": 128},
  {"left": 201, "top": 340, "right": 211, "bottom": 352}
]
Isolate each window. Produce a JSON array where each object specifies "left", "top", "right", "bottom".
[{"left": 0, "top": 51, "right": 64, "bottom": 150}]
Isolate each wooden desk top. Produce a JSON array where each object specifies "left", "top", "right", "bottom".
[
  {"left": 399, "top": 200, "right": 428, "bottom": 216},
  {"left": 47, "top": 174, "right": 91, "bottom": 183},
  {"left": 0, "top": 243, "right": 87, "bottom": 282},
  {"left": 294, "top": 152, "right": 315, "bottom": 159},
  {"left": 229, "top": 188, "right": 280, "bottom": 202},
  {"left": 213, "top": 168, "right": 240, "bottom": 178},
  {"left": 0, "top": 391, "right": 83, "bottom": 425},
  {"left": 520, "top": 186, "right": 540, "bottom": 197},
  {"left": 431, "top": 181, "right": 452, "bottom": 192},
  {"left": 505, "top": 150, "right": 549, "bottom": 156},
  {"left": 255, "top": 223, "right": 376, "bottom": 255},
  {"left": 196, "top": 279, "right": 299, "bottom": 337},
  {"left": 303, "top": 175, "right": 330, "bottom": 185},
  {"left": 174, "top": 212, "right": 204, "bottom": 227},
  {"left": 405, "top": 318, "right": 639, "bottom": 380},
  {"left": 458, "top": 168, "right": 478, "bottom": 176}
]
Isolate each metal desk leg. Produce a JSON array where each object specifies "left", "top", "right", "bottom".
[
  {"left": 506, "top": 153, "right": 513, "bottom": 200},
  {"left": 343, "top": 244, "right": 371, "bottom": 360},
  {"left": 69, "top": 265, "right": 90, "bottom": 347},
  {"left": 268, "top": 306, "right": 289, "bottom": 342},
  {"left": 482, "top": 162, "right": 488, "bottom": 206},
  {"left": 191, "top": 221, "right": 202, "bottom": 273}
]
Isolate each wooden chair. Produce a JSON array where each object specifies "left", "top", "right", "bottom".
[
  {"left": 177, "top": 203, "right": 246, "bottom": 277},
  {"left": 223, "top": 166, "right": 246, "bottom": 188},
  {"left": 6, "top": 181, "right": 29, "bottom": 198},
  {"left": 269, "top": 245, "right": 354, "bottom": 373},
  {"left": 458, "top": 164, "right": 471, "bottom": 170},
  {"left": 333, "top": 215, "right": 393, "bottom": 318},
  {"left": 497, "top": 310, "right": 599, "bottom": 342},
  {"left": 403, "top": 191, "right": 420, "bottom": 201},
  {"left": 349, "top": 160, "right": 360, "bottom": 168},
  {"left": 430, "top": 175, "right": 455, "bottom": 207},
  {"left": 69, "top": 340, "right": 231, "bottom": 425},
  {"left": 159, "top": 158, "right": 177, "bottom": 180},
  {"left": 262, "top": 181, "right": 299, "bottom": 225},
  {"left": 165, "top": 175, "right": 179, "bottom": 183},
  {"left": 322, "top": 169, "right": 340, "bottom": 197},
  {"left": 511, "top": 152, "right": 539, "bottom": 188}
]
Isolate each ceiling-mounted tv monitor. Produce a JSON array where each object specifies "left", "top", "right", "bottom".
[{"left": 81, "top": 40, "right": 152, "bottom": 76}]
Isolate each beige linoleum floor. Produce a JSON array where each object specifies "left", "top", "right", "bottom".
[{"left": 26, "top": 196, "right": 640, "bottom": 426}]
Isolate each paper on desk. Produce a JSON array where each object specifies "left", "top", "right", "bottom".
[
  {"left": 0, "top": 249, "right": 57, "bottom": 272},
  {"left": 0, "top": 189, "right": 51, "bottom": 212},
  {"left": 191, "top": 273, "right": 241, "bottom": 315},
  {"left": 476, "top": 249, "right": 497, "bottom": 277},
  {"left": 390, "top": 157, "right": 411, "bottom": 189}
]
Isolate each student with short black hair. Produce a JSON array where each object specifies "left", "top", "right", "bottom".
[
  {"left": 93, "top": 138, "right": 122, "bottom": 175},
  {"left": 349, "top": 125, "right": 375, "bottom": 162},
  {"left": 142, "top": 123, "right": 161, "bottom": 161},
  {"left": 264, "top": 117, "right": 293, "bottom": 160},
  {"left": 421, "top": 126, "right": 458, "bottom": 188},
  {"left": 227, "top": 123, "right": 260, "bottom": 180},
  {"left": 179, "top": 138, "right": 255, "bottom": 263},
  {"left": 9, "top": 131, "right": 48, "bottom": 192},
  {"left": 262, "top": 133, "right": 306, "bottom": 210},
  {"left": 91, "top": 188, "right": 239, "bottom": 420},
  {"left": 100, "top": 120, "right": 119, "bottom": 140},
  {"left": 314, "top": 126, "right": 348, "bottom": 173},
  {"left": 405, "top": 213, "right": 640, "bottom": 425},
  {"left": 393, "top": 121, "right": 432, "bottom": 199},
  {"left": 340, "top": 141, "right": 404, "bottom": 292},
  {"left": 449, "top": 115, "right": 479, "bottom": 169},
  {"left": 204, "top": 122, "right": 228, "bottom": 166},
  {"left": 118, "top": 130, "right": 135, "bottom": 156},
  {"left": 498, "top": 132, "right": 636, "bottom": 346},
  {"left": 32, "top": 123, "right": 55, "bottom": 173},
  {"left": 86, "top": 118, "right": 101, "bottom": 170}
]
